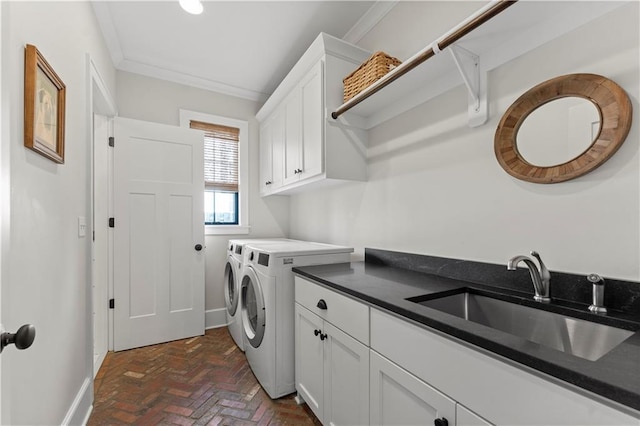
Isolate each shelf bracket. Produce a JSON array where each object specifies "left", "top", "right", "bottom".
[{"left": 448, "top": 45, "right": 488, "bottom": 127}]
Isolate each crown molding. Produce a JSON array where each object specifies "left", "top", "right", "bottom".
[
  {"left": 91, "top": 1, "right": 393, "bottom": 102},
  {"left": 92, "top": 2, "right": 267, "bottom": 101},
  {"left": 343, "top": 1, "right": 399, "bottom": 45},
  {"left": 118, "top": 59, "right": 270, "bottom": 102}
]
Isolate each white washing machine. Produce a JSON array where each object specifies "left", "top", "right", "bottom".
[
  {"left": 240, "top": 241, "right": 353, "bottom": 399},
  {"left": 224, "top": 238, "right": 295, "bottom": 351}
]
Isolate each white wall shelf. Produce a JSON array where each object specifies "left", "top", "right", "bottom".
[{"left": 331, "top": 0, "right": 630, "bottom": 130}]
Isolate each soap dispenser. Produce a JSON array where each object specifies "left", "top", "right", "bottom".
[{"left": 587, "top": 273, "right": 607, "bottom": 314}]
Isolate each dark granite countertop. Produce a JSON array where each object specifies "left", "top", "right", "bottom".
[{"left": 292, "top": 252, "right": 640, "bottom": 415}]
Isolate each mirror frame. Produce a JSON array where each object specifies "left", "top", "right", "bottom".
[{"left": 494, "top": 73, "right": 632, "bottom": 184}]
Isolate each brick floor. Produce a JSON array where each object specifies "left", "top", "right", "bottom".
[{"left": 89, "top": 327, "right": 321, "bottom": 425}]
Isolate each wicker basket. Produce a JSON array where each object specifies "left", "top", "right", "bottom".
[{"left": 343, "top": 51, "right": 401, "bottom": 103}]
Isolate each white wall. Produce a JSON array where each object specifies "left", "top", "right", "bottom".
[
  {"left": 1, "top": 2, "right": 116, "bottom": 424},
  {"left": 289, "top": 2, "right": 640, "bottom": 281},
  {"left": 116, "top": 71, "right": 290, "bottom": 313}
]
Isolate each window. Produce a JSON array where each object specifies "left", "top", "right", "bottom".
[
  {"left": 180, "top": 110, "right": 250, "bottom": 235},
  {"left": 190, "top": 120, "right": 239, "bottom": 225},
  {"left": 204, "top": 190, "right": 238, "bottom": 224}
]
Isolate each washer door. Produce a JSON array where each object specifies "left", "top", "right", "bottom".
[
  {"left": 241, "top": 266, "right": 265, "bottom": 348},
  {"left": 224, "top": 261, "right": 238, "bottom": 315}
]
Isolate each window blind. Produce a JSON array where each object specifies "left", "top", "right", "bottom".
[{"left": 190, "top": 120, "right": 239, "bottom": 191}]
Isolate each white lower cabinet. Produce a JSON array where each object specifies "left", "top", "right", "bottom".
[
  {"left": 295, "top": 277, "right": 370, "bottom": 425},
  {"left": 294, "top": 279, "right": 638, "bottom": 425},
  {"left": 370, "top": 308, "right": 638, "bottom": 426},
  {"left": 295, "top": 303, "right": 325, "bottom": 416},
  {"left": 370, "top": 351, "right": 492, "bottom": 426},
  {"left": 323, "top": 321, "right": 370, "bottom": 426},
  {"left": 295, "top": 305, "right": 370, "bottom": 425},
  {"left": 370, "top": 351, "right": 455, "bottom": 426},
  {"left": 456, "top": 405, "right": 493, "bottom": 426}
]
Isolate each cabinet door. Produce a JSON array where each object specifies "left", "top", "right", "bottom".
[
  {"left": 259, "top": 120, "right": 273, "bottom": 195},
  {"left": 300, "top": 61, "right": 324, "bottom": 180},
  {"left": 370, "top": 351, "right": 456, "bottom": 426},
  {"left": 457, "top": 404, "right": 493, "bottom": 426},
  {"left": 283, "top": 89, "right": 301, "bottom": 185},
  {"left": 323, "top": 321, "right": 369, "bottom": 426},
  {"left": 270, "top": 107, "right": 285, "bottom": 190},
  {"left": 295, "top": 304, "right": 325, "bottom": 422}
]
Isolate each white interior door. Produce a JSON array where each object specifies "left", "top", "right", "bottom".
[{"left": 113, "top": 117, "right": 205, "bottom": 351}]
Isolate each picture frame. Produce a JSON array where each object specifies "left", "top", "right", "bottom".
[{"left": 24, "top": 44, "right": 66, "bottom": 164}]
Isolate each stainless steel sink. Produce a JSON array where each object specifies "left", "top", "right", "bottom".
[{"left": 412, "top": 291, "right": 634, "bottom": 361}]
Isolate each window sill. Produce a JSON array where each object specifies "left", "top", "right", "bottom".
[{"left": 205, "top": 225, "right": 251, "bottom": 236}]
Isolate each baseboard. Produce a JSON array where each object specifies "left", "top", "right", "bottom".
[
  {"left": 205, "top": 308, "right": 228, "bottom": 330},
  {"left": 62, "top": 376, "right": 92, "bottom": 426},
  {"left": 93, "top": 351, "right": 106, "bottom": 379},
  {"left": 81, "top": 406, "right": 93, "bottom": 426}
]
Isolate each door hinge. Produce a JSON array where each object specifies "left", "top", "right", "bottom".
[
  {"left": 109, "top": 299, "right": 115, "bottom": 309},
  {"left": 108, "top": 137, "right": 114, "bottom": 147},
  {"left": 109, "top": 217, "right": 115, "bottom": 228}
]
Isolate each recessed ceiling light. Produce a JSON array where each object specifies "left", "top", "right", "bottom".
[{"left": 179, "top": 0, "right": 203, "bottom": 15}]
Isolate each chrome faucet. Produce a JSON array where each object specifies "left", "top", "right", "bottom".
[
  {"left": 587, "top": 273, "right": 607, "bottom": 314},
  {"left": 507, "top": 251, "right": 551, "bottom": 303}
]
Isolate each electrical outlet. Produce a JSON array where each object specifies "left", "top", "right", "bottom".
[{"left": 78, "top": 216, "right": 87, "bottom": 237}]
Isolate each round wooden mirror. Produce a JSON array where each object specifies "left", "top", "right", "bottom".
[{"left": 494, "top": 73, "right": 632, "bottom": 184}]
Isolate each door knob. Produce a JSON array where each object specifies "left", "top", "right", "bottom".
[
  {"left": 195, "top": 244, "right": 203, "bottom": 251},
  {"left": 1, "top": 324, "right": 36, "bottom": 353},
  {"left": 434, "top": 417, "right": 448, "bottom": 426}
]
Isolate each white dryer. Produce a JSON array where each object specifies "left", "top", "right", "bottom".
[
  {"left": 224, "top": 238, "right": 294, "bottom": 351},
  {"left": 240, "top": 241, "right": 353, "bottom": 399}
]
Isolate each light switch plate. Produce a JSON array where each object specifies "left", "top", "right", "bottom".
[{"left": 78, "top": 216, "right": 87, "bottom": 237}]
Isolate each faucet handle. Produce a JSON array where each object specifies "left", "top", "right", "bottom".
[{"left": 530, "top": 251, "right": 550, "bottom": 281}]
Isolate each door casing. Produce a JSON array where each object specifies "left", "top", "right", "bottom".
[{"left": 89, "top": 55, "right": 117, "bottom": 370}]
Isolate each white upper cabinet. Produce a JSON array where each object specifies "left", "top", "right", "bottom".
[
  {"left": 282, "top": 62, "right": 323, "bottom": 187},
  {"left": 257, "top": 33, "right": 370, "bottom": 196},
  {"left": 282, "top": 87, "right": 302, "bottom": 186},
  {"left": 259, "top": 108, "right": 284, "bottom": 194},
  {"left": 298, "top": 61, "right": 324, "bottom": 181}
]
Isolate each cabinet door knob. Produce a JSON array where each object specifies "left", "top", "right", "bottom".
[
  {"left": 320, "top": 333, "right": 327, "bottom": 341},
  {"left": 265, "top": 181, "right": 272, "bottom": 185},
  {"left": 316, "top": 299, "right": 327, "bottom": 310},
  {"left": 434, "top": 418, "right": 448, "bottom": 426},
  {"left": 314, "top": 329, "right": 321, "bottom": 336}
]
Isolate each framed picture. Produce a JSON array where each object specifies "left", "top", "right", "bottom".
[{"left": 24, "top": 44, "right": 66, "bottom": 163}]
